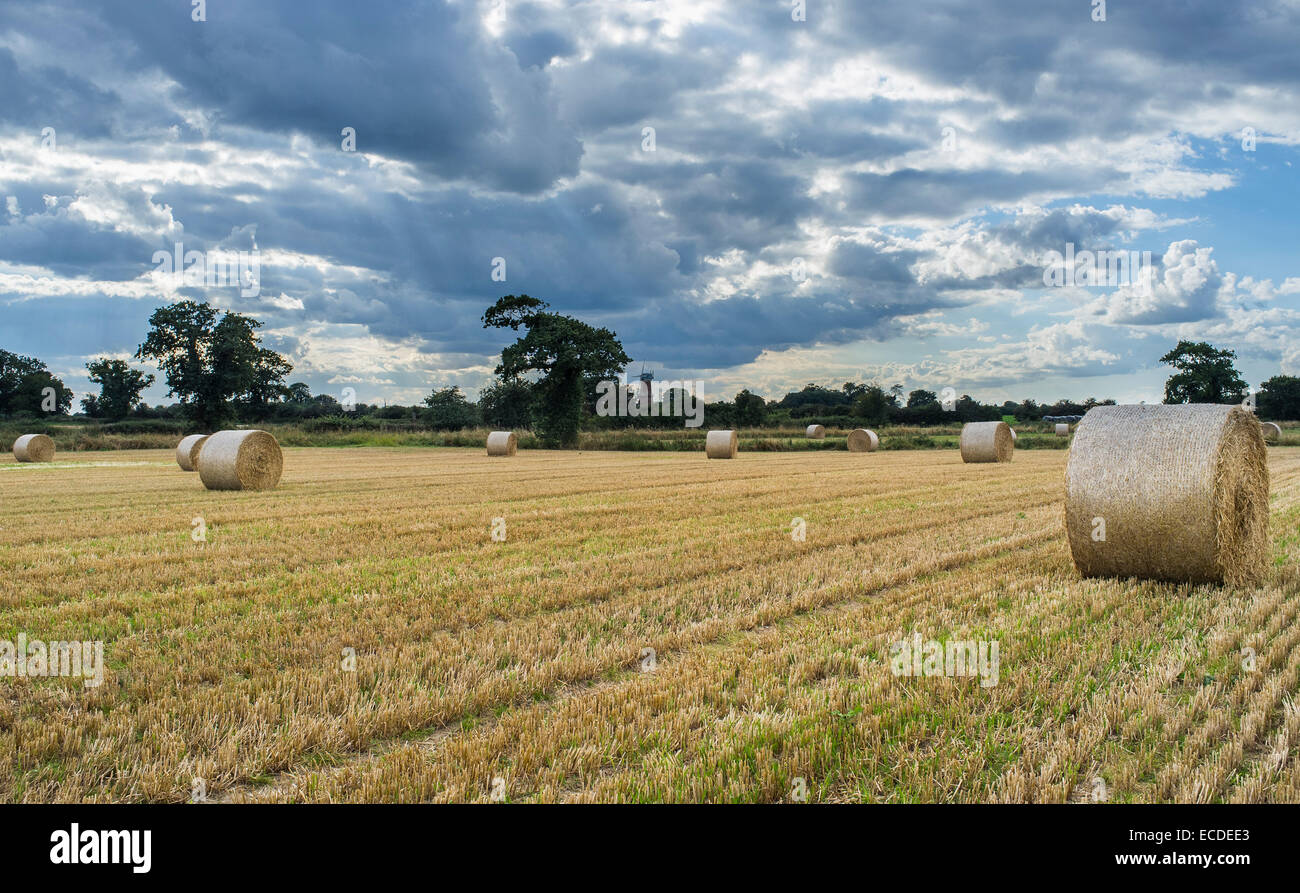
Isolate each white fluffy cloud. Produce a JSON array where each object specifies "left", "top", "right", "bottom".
[{"left": 1093, "top": 240, "right": 1224, "bottom": 325}]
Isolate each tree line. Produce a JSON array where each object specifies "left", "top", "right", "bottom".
[{"left": 3, "top": 298, "right": 1298, "bottom": 446}]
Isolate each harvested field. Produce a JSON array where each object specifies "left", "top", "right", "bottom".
[{"left": 1, "top": 447, "right": 1299, "bottom": 803}]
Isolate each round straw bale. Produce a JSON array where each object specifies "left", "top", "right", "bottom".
[
  {"left": 12, "top": 433, "right": 54, "bottom": 463},
  {"left": 1010, "top": 428, "right": 1018, "bottom": 443},
  {"left": 196, "top": 430, "right": 283, "bottom": 491},
  {"left": 176, "top": 434, "right": 210, "bottom": 471},
  {"left": 486, "top": 431, "right": 517, "bottom": 456},
  {"left": 959, "top": 421, "right": 1013, "bottom": 463},
  {"left": 805, "top": 424, "right": 825, "bottom": 439},
  {"left": 847, "top": 428, "right": 879, "bottom": 452},
  {"left": 1064, "top": 404, "right": 1268, "bottom": 586},
  {"left": 1055, "top": 423, "right": 1070, "bottom": 436},
  {"left": 1261, "top": 421, "right": 1282, "bottom": 443},
  {"left": 705, "top": 429, "right": 738, "bottom": 459}
]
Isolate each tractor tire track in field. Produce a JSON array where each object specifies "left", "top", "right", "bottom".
[
  {"left": 223, "top": 527, "right": 1067, "bottom": 802},
  {"left": 215, "top": 496, "right": 1067, "bottom": 801}
]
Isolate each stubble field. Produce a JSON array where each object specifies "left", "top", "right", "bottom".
[{"left": 2, "top": 446, "right": 1299, "bottom": 803}]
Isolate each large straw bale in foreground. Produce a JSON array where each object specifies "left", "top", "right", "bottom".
[
  {"left": 959, "top": 421, "right": 1013, "bottom": 463},
  {"left": 705, "top": 430, "right": 738, "bottom": 459},
  {"left": 486, "top": 431, "right": 517, "bottom": 456},
  {"left": 805, "top": 424, "right": 825, "bottom": 439},
  {"left": 12, "top": 433, "right": 55, "bottom": 462},
  {"left": 1261, "top": 421, "right": 1282, "bottom": 443},
  {"left": 847, "top": 428, "right": 878, "bottom": 452},
  {"left": 1065, "top": 404, "right": 1268, "bottom": 586},
  {"left": 176, "top": 434, "right": 210, "bottom": 471},
  {"left": 196, "top": 430, "right": 283, "bottom": 491}
]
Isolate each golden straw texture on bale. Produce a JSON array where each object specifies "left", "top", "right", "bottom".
[
  {"left": 176, "top": 434, "right": 209, "bottom": 471},
  {"left": 1055, "top": 423, "right": 1070, "bottom": 436},
  {"left": 12, "top": 433, "right": 54, "bottom": 463},
  {"left": 1064, "top": 404, "right": 1269, "bottom": 586},
  {"left": 1261, "top": 421, "right": 1282, "bottom": 443},
  {"left": 705, "top": 430, "right": 738, "bottom": 459},
  {"left": 486, "top": 431, "right": 517, "bottom": 456},
  {"left": 959, "top": 421, "right": 1013, "bottom": 463},
  {"left": 196, "top": 430, "right": 283, "bottom": 491},
  {"left": 847, "top": 428, "right": 879, "bottom": 452},
  {"left": 805, "top": 424, "right": 825, "bottom": 439}
]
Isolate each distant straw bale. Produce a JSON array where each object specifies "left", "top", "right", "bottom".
[
  {"left": 959, "top": 421, "right": 1013, "bottom": 463},
  {"left": 847, "top": 429, "right": 878, "bottom": 452},
  {"left": 706, "top": 430, "right": 738, "bottom": 459},
  {"left": 12, "top": 434, "right": 54, "bottom": 463},
  {"left": 486, "top": 431, "right": 517, "bottom": 457},
  {"left": 176, "top": 434, "right": 209, "bottom": 471}
]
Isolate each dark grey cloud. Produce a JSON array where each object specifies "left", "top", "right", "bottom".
[
  {"left": 553, "top": 42, "right": 735, "bottom": 130},
  {"left": 828, "top": 243, "right": 921, "bottom": 284},
  {"left": 0, "top": 204, "right": 154, "bottom": 279},
  {"left": 840, "top": 166, "right": 1123, "bottom": 222},
  {"left": 989, "top": 207, "right": 1129, "bottom": 252},
  {"left": 826, "top": 0, "right": 1300, "bottom": 151},
  {"left": 0, "top": 47, "right": 120, "bottom": 138},
  {"left": 620, "top": 288, "right": 948, "bottom": 370},
  {"left": 502, "top": 1, "right": 577, "bottom": 69},
  {"left": 0, "top": 0, "right": 584, "bottom": 194}
]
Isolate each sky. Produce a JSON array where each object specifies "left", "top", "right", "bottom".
[{"left": 2, "top": 0, "right": 1299, "bottom": 409}]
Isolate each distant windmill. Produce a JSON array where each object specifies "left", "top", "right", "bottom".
[{"left": 637, "top": 366, "right": 654, "bottom": 408}]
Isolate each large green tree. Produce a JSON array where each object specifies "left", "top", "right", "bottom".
[
  {"left": 84, "top": 358, "right": 155, "bottom": 419},
  {"left": 0, "top": 349, "right": 72, "bottom": 416},
  {"left": 136, "top": 301, "right": 292, "bottom": 429},
  {"left": 1257, "top": 375, "right": 1300, "bottom": 420},
  {"left": 482, "top": 295, "right": 630, "bottom": 447},
  {"left": 1159, "top": 340, "right": 1248, "bottom": 404}
]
